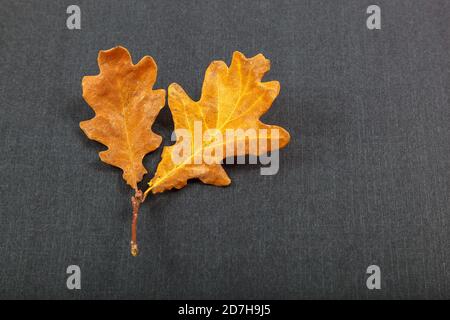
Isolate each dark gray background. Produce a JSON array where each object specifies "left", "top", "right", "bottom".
[{"left": 0, "top": 0, "right": 449, "bottom": 299}]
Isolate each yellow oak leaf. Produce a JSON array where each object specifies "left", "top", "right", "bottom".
[
  {"left": 80, "top": 46, "right": 165, "bottom": 190},
  {"left": 146, "top": 51, "right": 290, "bottom": 195}
]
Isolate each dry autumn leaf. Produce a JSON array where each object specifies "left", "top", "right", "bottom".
[
  {"left": 145, "top": 51, "right": 290, "bottom": 195},
  {"left": 80, "top": 46, "right": 165, "bottom": 189},
  {"left": 80, "top": 46, "right": 165, "bottom": 255}
]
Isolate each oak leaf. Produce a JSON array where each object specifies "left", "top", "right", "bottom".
[
  {"left": 80, "top": 46, "right": 165, "bottom": 190},
  {"left": 146, "top": 51, "right": 290, "bottom": 194}
]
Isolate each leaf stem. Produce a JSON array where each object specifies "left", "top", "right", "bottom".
[
  {"left": 130, "top": 189, "right": 143, "bottom": 256},
  {"left": 143, "top": 187, "right": 151, "bottom": 201}
]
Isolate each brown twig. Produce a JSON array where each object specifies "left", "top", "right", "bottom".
[{"left": 130, "top": 189, "right": 143, "bottom": 256}]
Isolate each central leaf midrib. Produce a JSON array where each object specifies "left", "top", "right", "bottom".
[{"left": 119, "top": 78, "right": 137, "bottom": 184}]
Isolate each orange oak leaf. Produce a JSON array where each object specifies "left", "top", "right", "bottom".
[
  {"left": 80, "top": 46, "right": 165, "bottom": 190},
  {"left": 145, "top": 51, "right": 290, "bottom": 195},
  {"left": 80, "top": 46, "right": 165, "bottom": 256}
]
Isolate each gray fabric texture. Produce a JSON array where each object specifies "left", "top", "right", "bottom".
[{"left": 0, "top": 0, "right": 449, "bottom": 299}]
